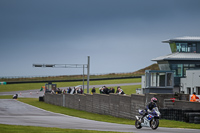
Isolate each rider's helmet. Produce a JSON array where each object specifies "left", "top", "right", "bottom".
[{"left": 151, "top": 97, "right": 157, "bottom": 103}]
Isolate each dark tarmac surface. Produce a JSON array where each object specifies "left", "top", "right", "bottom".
[{"left": 0, "top": 99, "right": 200, "bottom": 133}]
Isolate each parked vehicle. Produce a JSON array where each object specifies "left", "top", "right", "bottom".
[{"left": 135, "top": 107, "right": 160, "bottom": 130}]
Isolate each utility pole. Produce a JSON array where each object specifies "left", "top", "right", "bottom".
[
  {"left": 83, "top": 65, "right": 84, "bottom": 91},
  {"left": 87, "top": 56, "right": 90, "bottom": 93}
]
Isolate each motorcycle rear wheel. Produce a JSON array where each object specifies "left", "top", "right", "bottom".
[
  {"left": 150, "top": 118, "right": 159, "bottom": 130},
  {"left": 135, "top": 119, "right": 142, "bottom": 129}
]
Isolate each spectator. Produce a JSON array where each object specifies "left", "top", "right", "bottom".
[
  {"left": 109, "top": 87, "right": 115, "bottom": 93},
  {"left": 67, "top": 87, "right": 72, "bottom": 93},
  {"left": 73, "top": 86, "right": 83, "bottom": 94},
  {"left": 91, "top": 87, "right": 96, "bottom": 94},
  {"left": 116, "top": 86, "right": 120, "bottom": 93},
  {"left": 70, "top": 87, "right": 75, "bottom": 94},
  {"left": 74, "top": 87, "right": 80, "bottom": 94},
  {"left": 40, "top": 87, "right": 43, "bottom": 91},
  {"left": 103, "top": 86, "right": 109, "bottom": 94},
  {"left": 190, "top": 92, "right": 199, "bottom": 102},
  {"left": 57, "top": 88, "right": 62, "bottom": 94},
  {"left": 63, "top": 89, "right": 66, "bottom": 94},
  {"left": 117, "top": 87, "right": 125, "bottom": 95},
  {"left": 99, "top": 87, "right": 104, "bottom": 94},
  {"left": 80, "top": 87, "right": 83, "bottom": 94}
]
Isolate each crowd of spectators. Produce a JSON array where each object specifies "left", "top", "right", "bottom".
[
  {"left": 49, "top": 85, "right": 125, "bottom": 95},
  {"left": 50, "top": 86, "right": 83, "bottom": 94},
  {"left": 92, "top": 86, "right": 125, "bottom": 95}
]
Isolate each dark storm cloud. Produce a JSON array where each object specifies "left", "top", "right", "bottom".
[
  {"left": 1, "top": 0, "right": 200, "bottom": 76},
  {"left": 1, "top": 0, "right": 199, "bottom": 38}
]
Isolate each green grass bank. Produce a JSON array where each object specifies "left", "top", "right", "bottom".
[
  {"left": 0, "top": 124, "right": 127, "bottom": 133},
  {"left": 0, "top": 78, "right": 141, "bottom": 93}
]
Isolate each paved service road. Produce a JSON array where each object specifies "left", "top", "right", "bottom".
[{"left": 0, "top": 99, "right": 200, "bottom": 133}]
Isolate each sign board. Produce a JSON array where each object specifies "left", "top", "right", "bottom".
[{"left": 0, "top": 82, "right": 6, "bottom": 85}]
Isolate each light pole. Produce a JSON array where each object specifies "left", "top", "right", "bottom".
[
  {"left": 87, "top": 56, "right": 90, "bottom": 93},
  {"left": 33, "top": 56, "right": 90, "bottom": 93}
]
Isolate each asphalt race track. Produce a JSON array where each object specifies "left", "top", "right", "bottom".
[
  {"left": 0, "top": 99, "right": 200, "bottom": 133},
  {"left": 0, "top": 83, "right": 200, "bottom": 132}
]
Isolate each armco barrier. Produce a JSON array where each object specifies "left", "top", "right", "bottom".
[{"left": 44, "top": 93, "right": 199, "bottom": 120}]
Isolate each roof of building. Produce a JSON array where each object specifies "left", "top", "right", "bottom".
[
  {"left": 152, "top": 52, "right": 200, "bottom": 61},
  {"left": 162, "top": 36, "right": 200, "bottom": 43}
]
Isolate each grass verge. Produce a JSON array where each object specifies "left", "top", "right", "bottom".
[
  {"left": 0, "top": 95, "right": 13, "bottom": 99},
  {"left": 0, "top": 124, "right": 127, "bottom": 133},
  {"left": 18, "top": 98, "right": 134, "bottom": 125},
  {"left": 159, "top": 119, "right": 200, "bottom": 129}
]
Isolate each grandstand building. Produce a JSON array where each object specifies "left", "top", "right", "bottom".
[{"left": 142, "top": 36, "right": 200, "bottom": 94}]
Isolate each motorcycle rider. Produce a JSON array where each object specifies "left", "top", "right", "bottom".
[
  {"left": 141, "top": 97, "right": 158, "bottom": 122},
  {"left": 13, "top": 94, "right": 18, "bottom": 99},
  {"left": 147, "top": 97, "right": 158, "bottom": 111}
]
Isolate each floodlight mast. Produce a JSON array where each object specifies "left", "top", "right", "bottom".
[{"left": 32, "top": 56, "right": 90, "bottom": 93}]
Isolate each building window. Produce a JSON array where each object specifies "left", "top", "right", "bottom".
[
  {"left": 195, "top": 64, "right": 200, "bottom": 68},
  {"left": 146, "top": 71, "right": 173, "bottom": 88},
  {"left": 177, "top": 64, "right": 183, "bottom": 77},
  {"left": 188, "top": 43, "right": 196, "bottom": 53},
  {"left": 150, "top": 73, "right": 157, "bottom": 87},
  {"left": 176, "top": 43, "right": 187, "bottom": 52},
  {"left": 190, "top": 64, "right": 195, "bottom": 67},
  {"left": 146, "top": 73, "right": 149, "bottom": 88},
  {"left": 181, "top": 43, "right": 187, "bottom": 52},
  {"left": 183, "top": 64, "right": 189, "bottom": 76},
  {"left": 197, "top": 87, "right": 200, "bottom": 95},
  {"left": 187, "top": 87, "right": 191, "bottom": 95},
  {"left": 150, "top": 72, "right": 166, "bottom": 87},
  {"left": 170, "top": 64, "right": 183, "bottom": 77},
  {"left": 159, "top": 73, "right": 166, "bottom": 87},
  {"left": 175, "top": 43, "right": 197, "bottom": 53},
  {"left": 170, "top": 64, "right": 196, "bottom": 77},
  {"left": 167, "top": 73, "right": 173, "bottom": 86}
]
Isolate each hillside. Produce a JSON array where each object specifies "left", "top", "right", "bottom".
[
  {"left": 132, "top": 63, "right": 159, "bottom": 75},
  {"left": 0, "top": 63, "right": 159, "bottom": 81}
]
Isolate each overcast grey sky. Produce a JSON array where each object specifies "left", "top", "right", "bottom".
[{"left": 1, "top": 0, "right": 200, "bottom": 77}]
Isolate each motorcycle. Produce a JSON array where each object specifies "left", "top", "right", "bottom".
[{"left": 135, "top": 107, "right": 160, "bottom": 130}]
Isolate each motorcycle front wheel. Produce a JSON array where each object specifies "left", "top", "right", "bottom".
[
  {"left": 135, "top": 119, "right": 142, "bottom": 129},
  {"left": 150, "top": 118, "right": 159, "bottom": 130}
]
